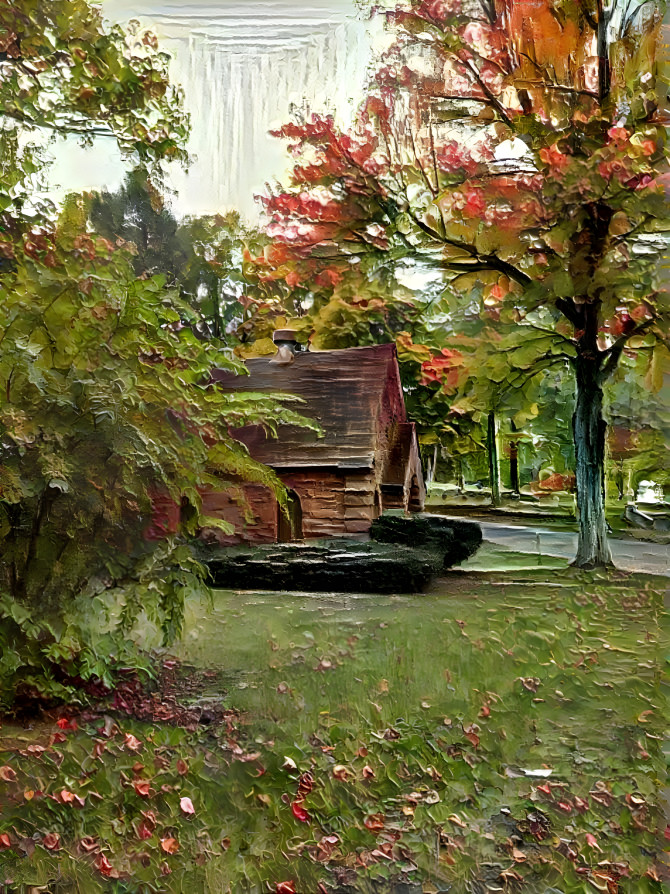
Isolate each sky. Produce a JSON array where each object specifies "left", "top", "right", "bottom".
[{"left": 46, "top": 1, "right": 375, "bottom": 219}]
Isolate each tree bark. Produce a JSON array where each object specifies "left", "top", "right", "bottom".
[
  {"left": 509, "top": 418, "right": 520, "bottom": 496},
  {"left": 572, "top": 355, "right": 612, "bottom": 567},
  {"left": 487, "top": 410, "right": 501, "bottom": 507}
]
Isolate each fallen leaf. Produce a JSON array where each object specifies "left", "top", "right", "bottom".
[
  {"left": 160, "top": 837, "right": 179, "bottom": 854},
  {"left": 463, "top": 723, "right": 480, "bottom": 748},
  {"left": 291, "top": 800, "right": 310, "bottom": 822},
  {"left": 42, "top": 832, "right": 61, "bottom": 850},
  {"left": 96, "top": 854, "right": 114, "bottom": 877},
  {"left": 332, "top": 765, "right": 350, "bottom": 781},
  {"left": 179, "top": 796, "right": 195, "bottom": 815},
  {"left": 275, "top": 883, "right": 297, "bottom": 894},
  {"left": 79, "top": 836, "right": 98, "bottom": 853},
  {"left": 0, "top": 766, "right": 16, "bottom": 782},
  {"left": 0, "top": 833, "right": 11, "bottom": 849},
  {"left": 282, "top": 756, "right": 297, "bottom": 771},
  {"left": 137, "top": 821, "right": 154, "bottom": 840},
  {"left": 176, "top": 758, "right": 188, "bottom": 775},
  {"left": 56, "top": 718, "right": 77, "bottom": 731},
  {"left": 586, "top": 833, "right": 601, "bottom": 851},
  {"left": 364, "top": 813, "right": 385, "bottom": 832},
  {"left": 220, "top": 837, "right": 231, "bottom": 850},
  {"left": 362, "top": 765, "right": 375, "bottom": 779},
  {"left": 512, "top": 847, "right": 527, "bottom": 862},
  {"left": 124, "top": 733, "right": 142, "bottom": 752},
  {"left": 133, "top": 780, "right": 151, "bottom": 798},
  {"left": 499, "top": 868, "right": 523, "bottom": 882}
]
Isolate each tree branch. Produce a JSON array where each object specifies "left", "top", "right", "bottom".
[{"left": 598, "top": 316, "right": 658, "bottom": 382}]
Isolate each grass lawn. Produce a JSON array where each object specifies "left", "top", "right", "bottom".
[{"left": 0, "top": 554, "right": 667, "bottom": 893}]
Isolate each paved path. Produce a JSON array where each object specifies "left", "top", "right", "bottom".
[{"left": 466, "top": 519, "right": 669, "bottom": 577}]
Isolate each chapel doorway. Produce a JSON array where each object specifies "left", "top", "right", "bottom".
[{"left": 277, "top": 489, "right": 303, "bottom": 541}]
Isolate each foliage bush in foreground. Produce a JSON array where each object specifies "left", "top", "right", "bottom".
[{"left": 0, "top": 201, "right": 314, "bottom": 709}]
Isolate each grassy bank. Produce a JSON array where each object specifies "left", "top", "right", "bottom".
[{"left": 0, "top": 558, "right": 667, "bottom": 893}]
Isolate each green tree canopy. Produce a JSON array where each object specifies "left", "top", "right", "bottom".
[{"left": 253, "top": 0, "right": 670, "bottom": 566}]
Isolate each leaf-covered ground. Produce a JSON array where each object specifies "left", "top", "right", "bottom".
[{"left": 0, "top": 552, "right": 667, "bottom": 893}]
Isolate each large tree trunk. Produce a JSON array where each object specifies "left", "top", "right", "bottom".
[{"left": 572, "top": 355, "right": 612, "bottom": 567}]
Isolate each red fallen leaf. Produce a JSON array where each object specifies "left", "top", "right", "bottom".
[
  {"left": 56, "top": 718, "right": 78, "bottom": 731},
  {"left": 51, "top": 731, "right": 67, "bottom": 744},
  {"left": 42, "top": 832, "right": 61, "bottom": 850},
  {"left": 362, "top": 765, "right": 375, "bottom": 779},
  {"left": 220, "top": 837, "right": 231, "bottom": 850},
  {"left": 291, "top": 800, "right": 310, "bottom": 822},
  {"left": 160, "top": 837, "right": 180, "bottom": 854},
  {"left": 574, "top": 796, "right": 589, "bottom": 812},
  {"left": 0, "top": 833, "right": 11, "bottom": 849},
  {"left": 0, "top": 766, "right": 17, "bottom": 782},
  {"left": 133, "top": 780, "right": 151, "bottom": 798},
  {"left": 364, "top": 813, "right": 385, "bottom": 832},
  {"left": 275, "top": 883, "right": 297, "bottom": 894},
  {"left": 586, "top": 833, "right": 602, "bottom": 851},
  {"left": 176, "top": 759, "right": 188, "bottom": 775},
  {"left": 79, "top": 836, "right": 98, "bottom": 852},
  {"left": 536, "top": 783, "right": 553, "bottom": 797},
  {"left": 137, "top": 820, "right": 154, "bottom": 840},
  {"left": 479, "top": 704, "right": 491, "bottom": 718},
  {"left": 96, "top": 854, "right": 114, "bottom": 876},
  {"left": 557, "top": 801, "right": 573, "bottom": 813},
  {"left": 160, "top": 861, "right": 172, "bottom": 875},
  {"left": 124, "top": 733, "right": 142, "bottom": 752},
  {"left": 356, "top": 746, "right": 368, "bottom": 757},
  {"left": 179, "top": 796, "right": 195, "bottom": 815},
  {"left": 463, "top": 723, "right": 480, "bottom": 748}
]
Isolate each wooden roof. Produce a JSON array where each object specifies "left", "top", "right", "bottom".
[{"left": 212, "top": 343, "right": 406, "bottom": 470}]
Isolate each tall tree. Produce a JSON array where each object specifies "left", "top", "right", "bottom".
[{"left": 256, "top": 0, "right": 669, "bottom": 566}]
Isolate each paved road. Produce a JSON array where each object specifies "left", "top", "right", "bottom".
[{"left": 466, "top": 519, "right": 669, "bottom": 577}]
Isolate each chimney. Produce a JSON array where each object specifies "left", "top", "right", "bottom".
[{"left": 269, "top": 328, "right": 302, "bottom": 366}]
